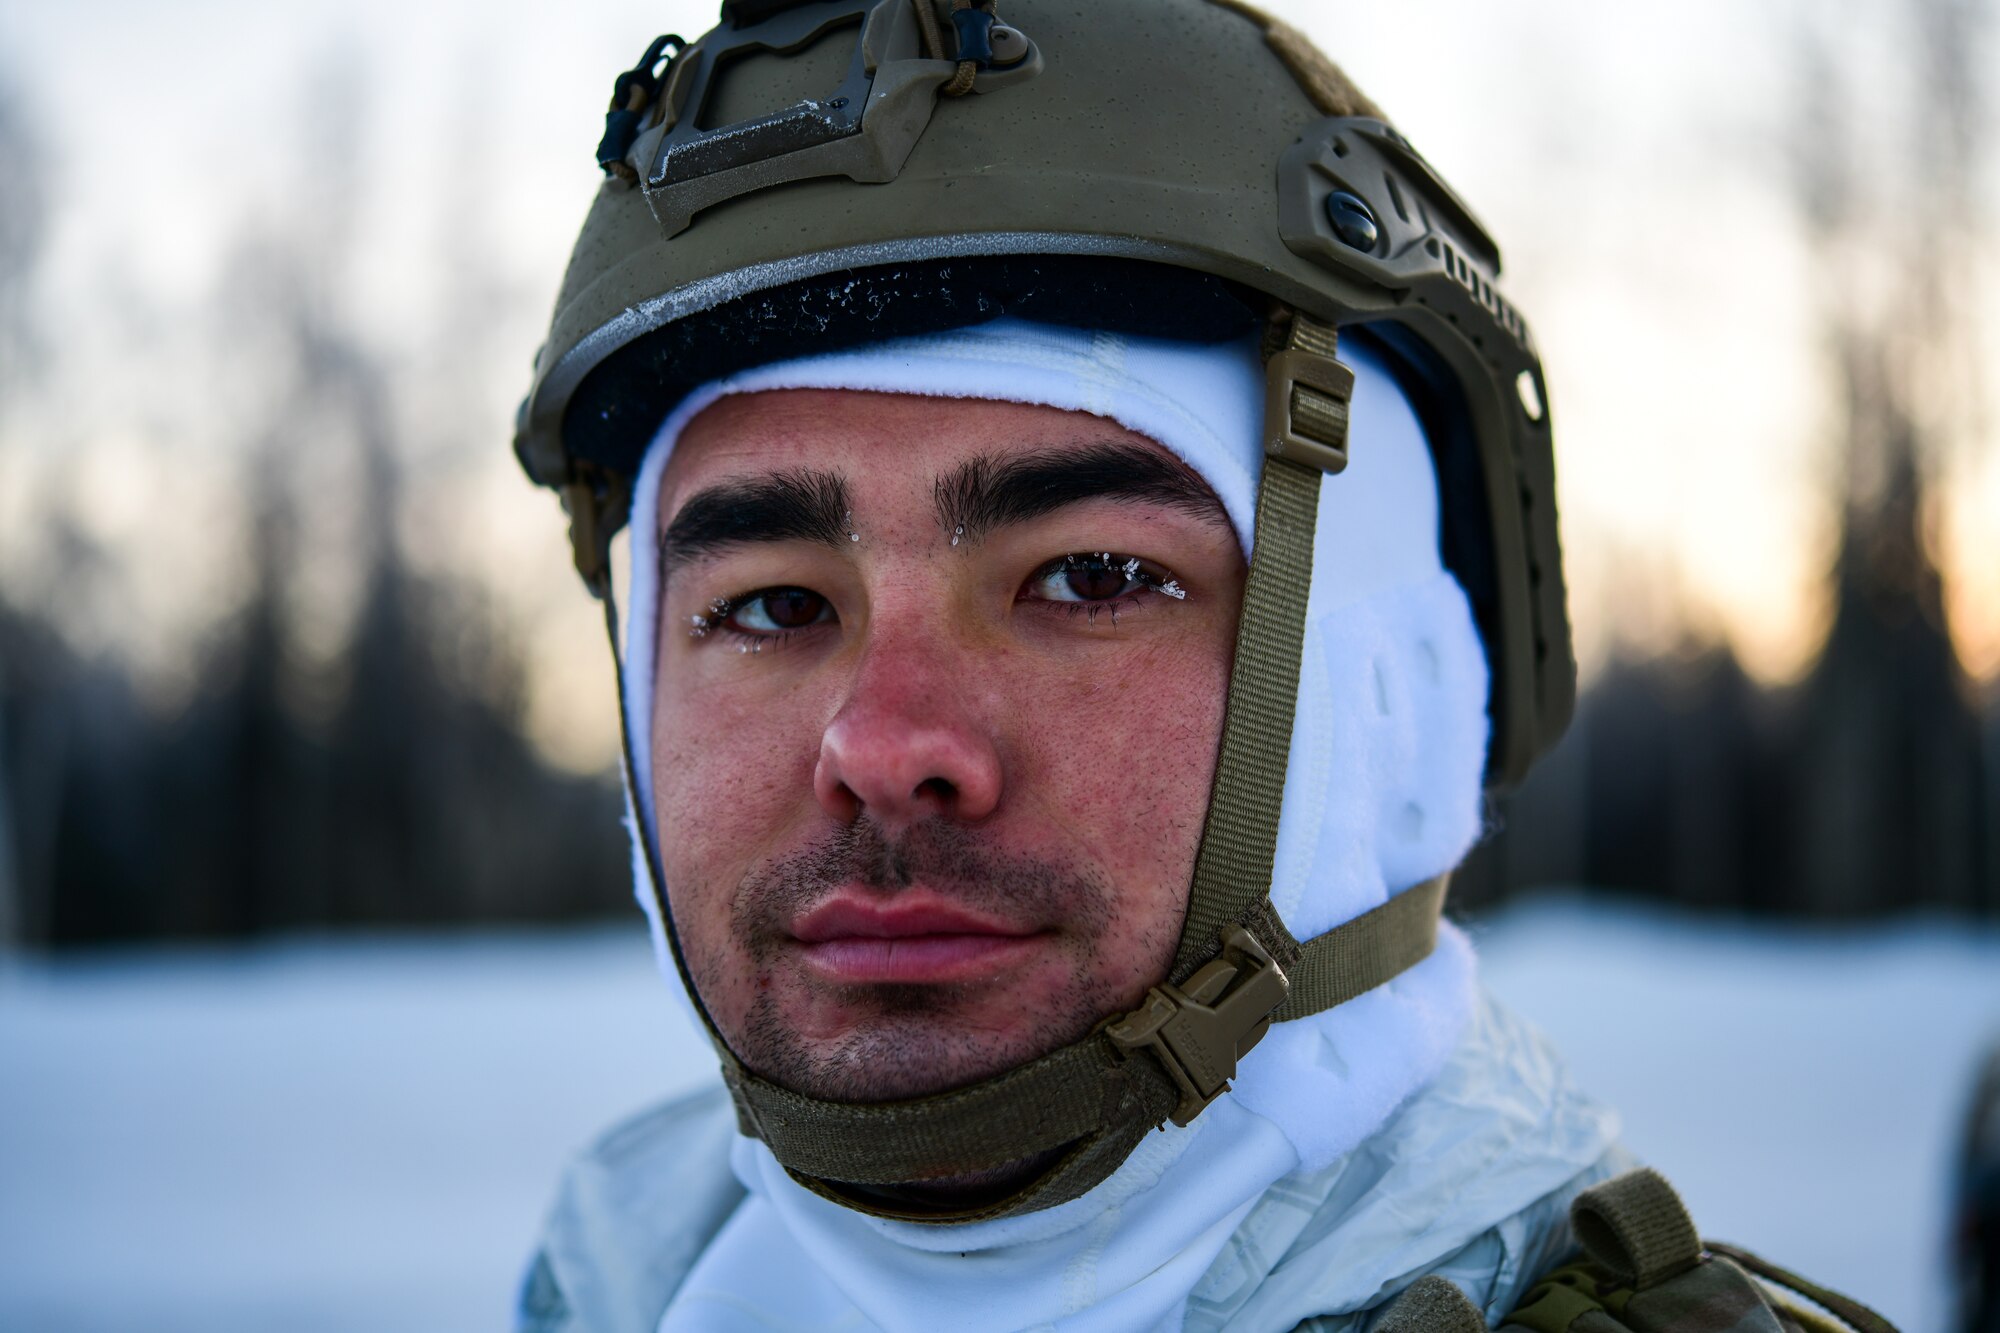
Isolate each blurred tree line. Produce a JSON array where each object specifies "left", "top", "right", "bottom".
[
  {"left": 0, "top": 5, "right": 1994, "bottom": 949},
  {"left": 0, "top": 60, "right": 633, "bottom": 946},
  {"left": 1458, "top": 0, "right": 1999, "bottom": 918}
]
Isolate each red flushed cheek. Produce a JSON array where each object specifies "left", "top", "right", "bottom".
[
  {"left": 989, "top": 633, "right": 1231, "bottom": 972},
  {"left": 651, "top": 672, "right": 836, "bottom": 1002}
]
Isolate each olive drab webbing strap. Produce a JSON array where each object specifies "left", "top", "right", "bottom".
[
  {"left": 1702, "top": 1245, "right": 1899, "bottom": 1333},
  {"left": 724, "top": 1030, "right": 1171, "bottom": 1185},
  {"left": 1169, "top": 309, "right": 1344, "bottom": 985},
  {"left": 582, "top": 307, "right": 1454, "bottom": 1224},
  {"left": 1500, "top": 1168, "right": 1903, "bottom": 1333},
  {"left": 1113, "top": 311, "right": 1450, "bottom": 1114},
  {"left": 1570, "top": 1167, "right": 1702, "bottom": 1290},
  {"left": 1262, "top": 870, "right": 1448, "bottom": 1023}
]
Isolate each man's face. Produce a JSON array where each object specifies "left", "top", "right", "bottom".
[{"left": 650, "top": 388, "right": 1245, "bottom": 1104}]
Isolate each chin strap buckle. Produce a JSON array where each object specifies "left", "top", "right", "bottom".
[{"left": 1106, "top": 925, "right": 1291, "bottom": 1127}]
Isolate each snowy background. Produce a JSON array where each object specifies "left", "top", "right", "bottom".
[
  {"left": 3, "top": 898, "right": 1995, "bottom": 1333},
  {"left": 0, "top": 1, "right": 1993, "bottom": 1329}
]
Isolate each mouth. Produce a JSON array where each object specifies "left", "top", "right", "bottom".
[{"left": 789, "top": 892, "right": 1048, "bottom": 985}]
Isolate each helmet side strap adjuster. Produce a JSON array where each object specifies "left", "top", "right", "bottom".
[{"left": 1263, "top": 308, "right": 1355, "bottom": 475}]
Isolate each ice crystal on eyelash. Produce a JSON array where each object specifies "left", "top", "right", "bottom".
[
  {"left": 1122, "top": 557, "right": 1141, "bottom": 578},
  {"left": 1159, "top": 579, "right": 1187, "bottom": 600},
  {"left": 690, "top": 595, "right": 733, "bottom": 639}
]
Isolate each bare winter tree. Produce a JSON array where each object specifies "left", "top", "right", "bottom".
[
  {"left": 0, "top": 66, "right": 53, "bottom": 947},
  {"left": 1455, "top": 0, "right": 1995, "bottom": 920},
  {"left": 1789, "top": 0, "right": 1992, "bottom": 915},
  {"left": 1, "top": 45, "right": 630, "bottom": 947}
]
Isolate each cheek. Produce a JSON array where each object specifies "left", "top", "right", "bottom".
[
  {"left": 651, "top": 675, "right": 827, "bottom": 921},
  {"left": 1003, "top": 636, "right": 1231, "bottom": 924}
]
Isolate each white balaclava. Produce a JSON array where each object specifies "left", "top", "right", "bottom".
[{"left": 619, "top": 317, "right": 1492, "bottom": 1331}]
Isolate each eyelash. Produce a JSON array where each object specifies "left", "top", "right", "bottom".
[
  {"left": 1019, "top": 553, "right": 1186, "bottom": 618},
  {"left": 687, "top": 592, "right": 828, "bottom": 653},
  {"left": 688, "top": 552, "right": 1187, "bottom": 650}
]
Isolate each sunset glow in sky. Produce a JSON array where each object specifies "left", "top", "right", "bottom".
[{"left": 1, "top": 0, "right": 1993, "bottom": 772}]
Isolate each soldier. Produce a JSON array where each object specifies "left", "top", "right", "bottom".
[{"left": 519, "top": 3, "right": 1898, "bottom": 1329}]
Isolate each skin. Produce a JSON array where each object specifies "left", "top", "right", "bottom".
[{"left": 649, "top": 389, "right": 1245, "bottom": 1144}]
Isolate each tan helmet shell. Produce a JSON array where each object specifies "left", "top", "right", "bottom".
[{"left": 516, "top": 0, "right": 1573, "bottom": 784}]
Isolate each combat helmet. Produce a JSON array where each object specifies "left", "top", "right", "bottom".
[{"left": 517, "top": 0, "right": 1575, "bottom": 1223}]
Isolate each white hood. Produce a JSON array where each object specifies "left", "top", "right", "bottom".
[{"left": 613, "top": 318, "right": 1548, "bottom": 1330}]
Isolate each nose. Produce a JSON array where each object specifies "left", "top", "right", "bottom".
[{"left": 813, "top": 644, "right": 1003, "bottom": 828}]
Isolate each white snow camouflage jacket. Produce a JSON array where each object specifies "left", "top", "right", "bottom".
[{"left": 516, "top": 991, "right": 1628, "bottom": 1333}]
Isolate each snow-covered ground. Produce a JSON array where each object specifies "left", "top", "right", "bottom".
[{"left": 0, "top": 899, "right": 1993, "bottom": 1333}]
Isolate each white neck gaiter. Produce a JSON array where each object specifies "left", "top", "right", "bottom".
[{"left": 619, "top": 319, "right": 1494, "bottom": 1331}]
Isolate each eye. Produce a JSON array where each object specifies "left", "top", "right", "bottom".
[
  {"left": 725, "top": 587, "right": 834, "bottom": 634},
  {"left": 1024, "top": 552, "right": 1180, "bottom": 604}
]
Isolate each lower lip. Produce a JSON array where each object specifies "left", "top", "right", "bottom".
[{"left": 797, "top": 933, "right": 1044, "bottom": 984}]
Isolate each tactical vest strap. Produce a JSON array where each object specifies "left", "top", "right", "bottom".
[
  {"left": 1572, "top": 1167, "right": 1703, "bottom": 1290},
  {"left": 1704, "top": 1244, "right": 1899, "bottom": 1333},
  {"left": 1497, "top": 1168, "right": 1903, "bottom": 1333}
]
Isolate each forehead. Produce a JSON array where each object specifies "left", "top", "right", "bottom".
[{"left": 656, "top": 387, "right": 1169, "bottom": 511}]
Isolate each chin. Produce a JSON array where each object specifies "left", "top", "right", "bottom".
[{"left": 738, "top": 987, "right": 1088, "bottom": 1104}]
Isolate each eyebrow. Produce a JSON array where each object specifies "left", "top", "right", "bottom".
[
  {"left": 934, "top": 441, "right": 1231, "bottom": 542},
  {"left": 657, "top": 468, "right": 851, "bottom": 577}
]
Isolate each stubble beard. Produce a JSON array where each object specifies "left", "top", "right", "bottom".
[{"left": 709, "top": 818, "right": 1129, "bottom": 1104}]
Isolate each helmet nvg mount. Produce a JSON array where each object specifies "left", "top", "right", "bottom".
[{"left": 519, "top": 0, "right": 1574, "bottom": 1222}]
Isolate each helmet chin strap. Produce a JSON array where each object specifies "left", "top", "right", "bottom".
[{"left": 576, "top": 309, "right": 1450, "bottom": 1225}]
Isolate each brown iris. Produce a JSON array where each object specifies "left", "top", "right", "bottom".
[
  {"left": 1061, "top": 555, "right": 1135, "bottom": 602},
  {"left": 750, "top": 588, "right": 827, "bottom": 630},
  {"left": 717, "top": 587, "right": 832, "bottom": 636}
]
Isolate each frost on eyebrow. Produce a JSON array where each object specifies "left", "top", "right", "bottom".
[
  {"left": 932, "top": 442, "right": 1232, "bottom": 545},
  {"left": 657, "top": 468, "right": 852, "bottom": 578}
]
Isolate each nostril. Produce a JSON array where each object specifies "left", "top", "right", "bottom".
[{"left": 915, "top": 777, "right": 957, "bottom": 806}]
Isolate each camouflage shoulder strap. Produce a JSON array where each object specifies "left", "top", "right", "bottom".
[
  {"left": 1491, "top": 1168, "right": 1900, "bottom": 1333},
  {"left": 1344, "top": 1167, "right": 1901, "bottom": 1333}
]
